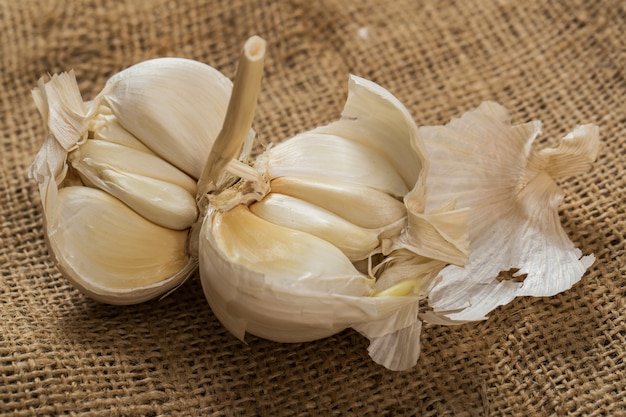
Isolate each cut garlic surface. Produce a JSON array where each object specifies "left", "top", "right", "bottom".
[{"left": 30, "top": 57, "right": 240, "bottom": 304}]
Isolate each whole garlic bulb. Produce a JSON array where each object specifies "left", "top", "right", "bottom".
[
  {"left": 197, "top": 44, "right": 469, "bottom": 370},
  {"left": 30, "top": 58, "right": 240, "bottom": 304}
]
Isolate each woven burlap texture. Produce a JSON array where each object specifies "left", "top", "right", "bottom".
[{"left": 2, "top": 0, "right": 625, "bottom": 415}]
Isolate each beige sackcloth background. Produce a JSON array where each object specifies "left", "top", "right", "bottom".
[{"left": 1, "top": 0, "right": 625, "bottom": 415}]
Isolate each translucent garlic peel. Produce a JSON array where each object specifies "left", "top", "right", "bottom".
[
  {"left": 32, "top": 71, "right": 96, "bottom": 153},
  {"left": 314, "top": 76, "right": 427, "bottom": 189},
  {"left": 30, "top": 72, "right": 94, "bottom": 188},
  {"left": 421, "top": 102, "right": 599, "bottom": 323},
  {"left": 390, "top": 200, "right": 470, "bottom": 266}
]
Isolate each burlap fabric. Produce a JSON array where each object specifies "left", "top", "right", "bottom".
[{"left": 1, "top": 0, "right": 625, "bottom": 415}]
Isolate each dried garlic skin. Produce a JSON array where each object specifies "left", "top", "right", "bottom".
[
  {"left": 30, "top": 58, "right": 237, "bottom": 304},
  {"left": 419, "top": 102, "right": 600, "bottom": 324},
  {"left": 199, "top": 74, "right": 469, "bottom": 371}
]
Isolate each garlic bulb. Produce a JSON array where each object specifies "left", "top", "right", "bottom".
[
  {"left": 197, "top": 39, "right": 469, "bottom": 370},
  {"left": 30, "top": 57, "right": 239, "bottom": 304},
  {"left": 196, "top": 37, "right": 597, "bottom": 370}
]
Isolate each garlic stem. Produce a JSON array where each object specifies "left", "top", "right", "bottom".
[
  {"left": 225, "top": 159, "right": 266, "bottom": 186},
  {"left": 197, "top": 36, "right": 266, "bottom": 198}
]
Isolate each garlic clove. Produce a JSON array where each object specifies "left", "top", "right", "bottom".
[
  {"left": 94, "top": 169, "right": 198, "bottom": 230},
  {"left": 199, "top": 205, "right": 427, "bottom": 350},
  {"left": 103, "top": 58, "right": 236, "bottom": 178},
  {"left": 90, "top": 109, "right": 155, "bottom": 154},
  {"left": 268, "top": 176, "right": 406, "bottom": 229},
  {"left": 71, "top": 139, "right": 197, "bottom": 194},
  {"left": 249, "top": 193, "right": 381, "bottom": 261},
  {"left": 68, "top": 139, "right": 198, "bottom": 230},
  {"left": 257, "top": 133, "right": 410, "bottom": 198},
  {"left": 209, "top": 205, "right": 369, "bottom": 288},
  {"left": 46, "top": 186, "right": 195, "bottom": 305}
]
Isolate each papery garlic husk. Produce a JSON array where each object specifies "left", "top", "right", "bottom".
[
  {"left": 199, "top": 75, "right": 470, "bottom": 370},
  {"left": 419, "top": 102, "right": 600, "bottom": 324},
  {"left": 30, "top": 58, "right": 242, "bottom": 304}
]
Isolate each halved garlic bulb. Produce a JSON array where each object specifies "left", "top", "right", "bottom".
[{"left": 30, "top": 57, "right": 238, "bottom": 304}]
